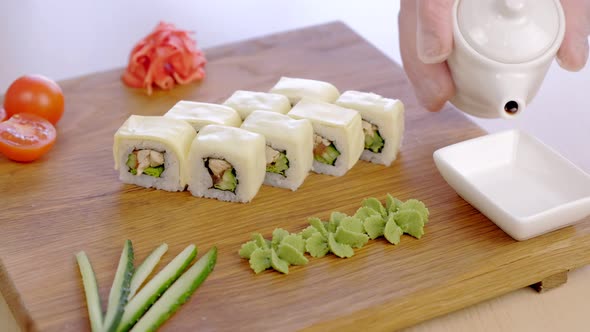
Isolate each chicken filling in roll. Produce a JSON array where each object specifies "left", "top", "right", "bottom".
[
  {"left": 362, "top": 120, "right": 384, "bottom": 153},
  {"left": 204, "top": 158, "right": 238, "bottom": 192},
  {"left": 313, "top": 134, "right": 340, "bottom": 166},
  {"left": 265, "top": 146, "right": 289, "bottom": 176},
  {"left": 126, "top": 149, "right": 165, "bottom": 177}
]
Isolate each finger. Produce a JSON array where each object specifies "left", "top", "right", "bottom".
[
  {"left": 416, "top": 0, "right": 455, "bottom": 64},
  {"left": 557, "top": 0, "right": 590, "bottom": 71},
  {"left": 400, "top": 0, "right": 455, "bottom": 112}
]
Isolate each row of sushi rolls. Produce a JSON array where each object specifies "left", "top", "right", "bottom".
[{"left": 113, "top": 77, "right": 405, "bottom": 203}]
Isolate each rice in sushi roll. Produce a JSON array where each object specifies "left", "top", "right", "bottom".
[
  {"left": 164, "top": 101, "right": 241, "bottom": 133},
  {"left": 269, "top": 77, "right": 340, "bottom": 105},
  {"left": 223, "top": 90, "right": 291, "bottom": 120},
  {"left": 187, "top": 125, "right": 266, "bottom": 203},
  {"left": 335, "top": 91, "right": 404, "bottom": 166},
  {"left": 288, "top": 98, "right": 364, "bottom": 177},
  {"left": 241, "top": 111, "right": 313, "bottom": 191},
  {"left": 113, "top": 115, "right": 196, "bottom": 192}
]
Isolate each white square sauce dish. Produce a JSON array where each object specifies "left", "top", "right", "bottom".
[{"left": 433, "top": 130, "right": 590, "bottom": 241}]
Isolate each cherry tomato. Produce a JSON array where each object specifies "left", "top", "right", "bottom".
[
  {"left": 0, "top": 113, "right": 57, "bottom": 162},
  {"left": 3, "top": 75, "right": 65, "bottom": 125},
  {"left": 0, "top": 108, "right": 6, "bottom": 122}
]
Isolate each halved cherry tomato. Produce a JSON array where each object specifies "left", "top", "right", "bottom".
[
  {"left": 0, "top": 113, "right": 57, "bottom": 162},
  {"left": 0, "top": 108, "right": 6, "bottom": 122},
  {"left": 3, "top": 75, "right": 65, "bottom": 125}
]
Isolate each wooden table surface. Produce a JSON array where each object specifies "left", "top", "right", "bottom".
[{"left": 1, "top": 22, "right": 589, "bottom": 331}]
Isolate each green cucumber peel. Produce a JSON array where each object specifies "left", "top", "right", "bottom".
[
  {"left": 129, "top": 247, "right": 217, "bottom": 332},
  {"left": 117, "top": 244, "right": 196, "bottom": 332},
  {"left": 128, "top": 243, "right": 168, "bottom": 300},
  {"left": 75, "top": 252, "right": 103, "bottom": 332},
  {"left": 104, "top": 240, "right": 134, "bottom": 332}
]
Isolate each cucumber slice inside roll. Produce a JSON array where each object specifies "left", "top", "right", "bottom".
[{"left": 314, "top": 144, "right": 340, "bottom": 166}]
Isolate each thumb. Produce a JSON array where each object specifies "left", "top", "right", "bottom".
[
  {"left": 557, "top": 0, "right": 590, "bottom": 71},
  {"left": 416, "top": 0, "right": 455, "bottom": 64}
]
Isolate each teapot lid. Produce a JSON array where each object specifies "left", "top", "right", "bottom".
[{"left": 456, "top": 0, "right": 563, "bottom": 64}]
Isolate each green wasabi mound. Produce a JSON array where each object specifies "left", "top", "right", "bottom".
[
  {"left": 394, "top": 209, "right": 425, "bottom": 239},
  {"left": 386, "top": 194, "right": 403, "bottom": 214},
  {"left": 278, "top": 243, "right": 308, "bottom": 266},
  {"left": 239, "top": 229, "right": 309, "bottom": 274},
  {"left": 328, "top": 233, "right": 354, "bottom": 258},
  {"left": 300, "top": 225, "right": 318, "bottom": 240},
  {"left": 354, "top": 206, "right": 381, "bottom": 220},
  {"left": 270, "top": 249, "right": 289, "bottom": 274},
  {"left": 363, "top": 215, "right": 386, "bottom": 240},
  {"left": 399, "top": 199, "right": 430, "bottom": 224},
  {"left": 361, "top": 198, "right": 387, "bottom": 217},
  {"left": 249, "top": 248, "right": 272, "bottom": 274},
  {"left": 334, "top": 227, "right": 369, "bottom": 249},
  {"left": 239, "top": 194, "right": 429, "bottom": 275},
  {"left": 384, "top": 214, "right": 403, "bottom": 245},
  {"left": 305, "top": 232, "right": 329, "bottom": 258}
]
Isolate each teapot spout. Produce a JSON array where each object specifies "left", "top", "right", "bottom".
[{"left": 501, "top": 99, "right": 526, "bottom": 118}]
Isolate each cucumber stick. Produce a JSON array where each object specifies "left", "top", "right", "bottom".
[
  {"left": 130, "top": 247, "right": 217, "bottom": 332},
  {"left": 103, "top": 240, "right": 135, "bottom": 332},
  {"left": 75, "top": 252, "right": 103, "bottom": 332},
  {"left": 117, "top": 244, "right": 197, "bottom": 332},
  {"left": 128, "top": 243, "right": 169, "bottom": 300}
]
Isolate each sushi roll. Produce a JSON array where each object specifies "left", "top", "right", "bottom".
[
  {"left": 187, "top": 125, "right": 266, "bottom": 203},
  {"left": 113, "top": 115, "right": 196, "bottom": 192},
  {"left": 163, "top": 100, "right": 241, "bottom": 133},
  {"left": 223, "top": 90, "right": 291, "bottom": 120},
  {"left": 241, "top": 111, "right": 313, "bottom": 191},
  {"left": 335, "top": 91, "right": 405, "bottom": 166},
  {"left": 269, "top": 77, "right": 340, "bottom": 105},
  {"left": 288, "top": 98, "right": 364, "bottom": 177}
]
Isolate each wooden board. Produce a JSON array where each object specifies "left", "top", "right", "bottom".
[{"left": 1, "top": 22, "right": 589, "bottom": 332}]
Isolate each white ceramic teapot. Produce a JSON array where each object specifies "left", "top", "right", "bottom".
[{"left": 447, "top": 0, "right": 565, "bottom": 118}]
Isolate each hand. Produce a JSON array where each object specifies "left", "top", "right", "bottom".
[{"left": 399, "top": 0, "right": 590, "bottom": 112}]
